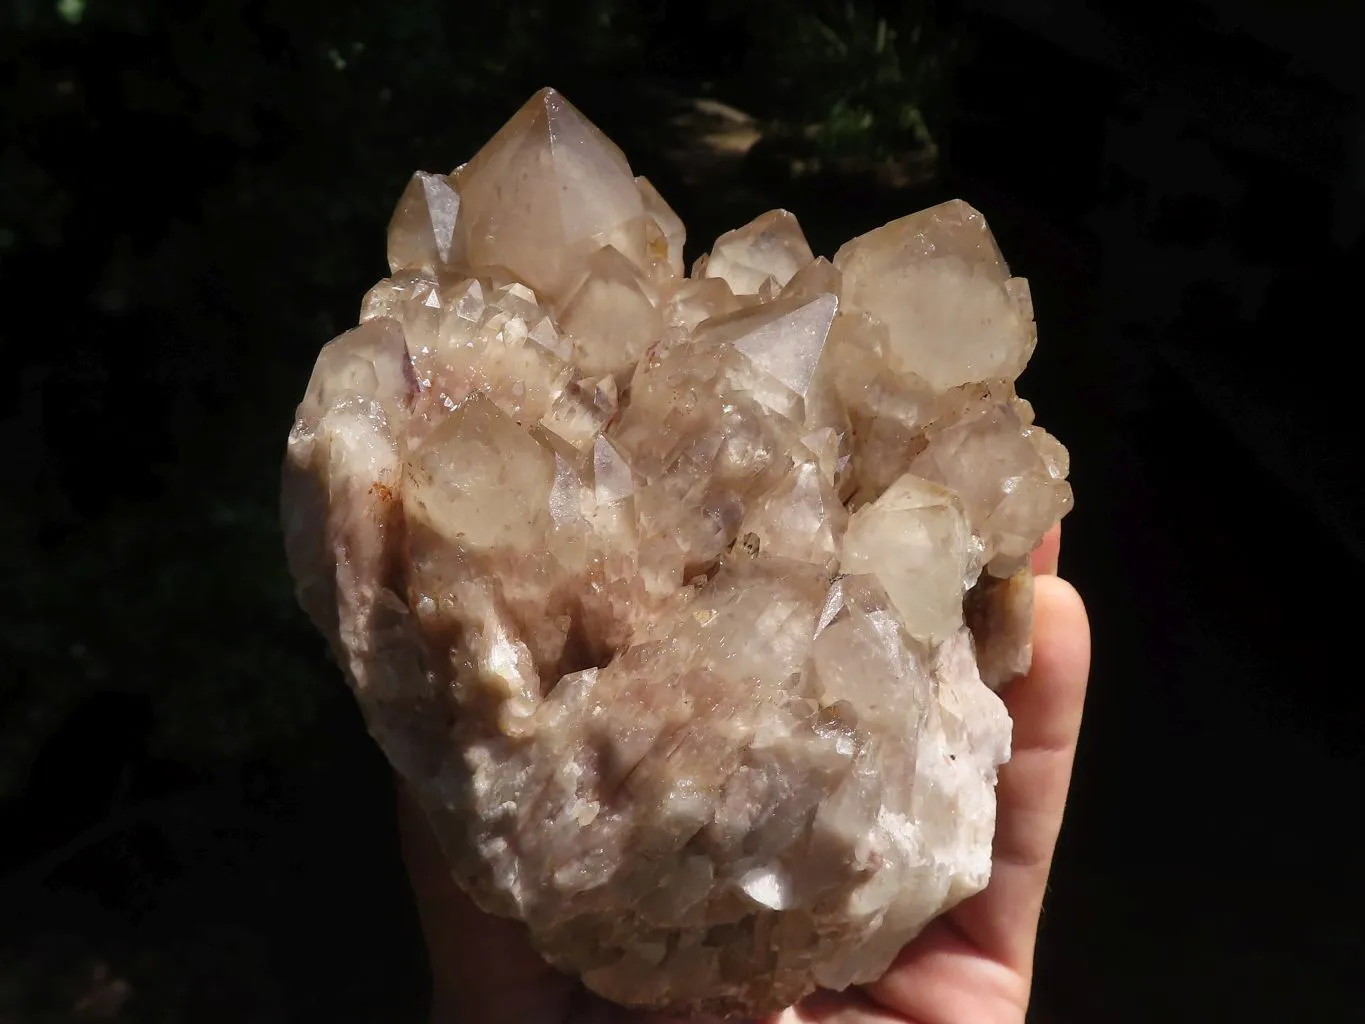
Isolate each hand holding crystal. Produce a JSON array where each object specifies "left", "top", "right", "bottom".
[{"left": 283, "top": 89, "right": 1081, "bottom": 1017}]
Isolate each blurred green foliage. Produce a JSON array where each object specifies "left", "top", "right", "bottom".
[
  {"left": 743, "top": 0, "right": 959, "bottom": 159},
  {"left": 0, "top": 0, "right": 960, "bottom": 802}
]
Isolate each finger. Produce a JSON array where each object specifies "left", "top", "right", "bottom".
[
  {"left": 777, "top": 987, "right": 909, "bottom": 1023},
  {"left": 1030, "top": 523, "right": 1062, "bottom": 577},
  {"left": 860, "top": 917, "right": 1029, "bottom": 1024},
  {"left": 948, "top": 575, "right": 1090, "bottom": 972},
  {"left": 397, "top": 785, "right": 575, "bottom": 1024}
]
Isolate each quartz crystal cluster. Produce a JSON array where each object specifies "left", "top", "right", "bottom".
[{"left": 282, "top": 88, "right": 1072, "bottom": 1015}]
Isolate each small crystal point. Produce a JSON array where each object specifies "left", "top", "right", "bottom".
[
  {"left": 283, "top": 89, "right": 1072, "bottom": 1019},
  {"left": 403, "top": 391, "right": 554, "bottom": 552},
  {"left": 840, "top": 474, "right": 977, "bottom": 644},
  {"left": 834, "top": 199, "right": 1035, "bottom": 391},
  {"left": 592, "top": 434, "right": 634, "bottom": 506},
  {"left": 740, "top": 459, "right": 845, "bottom": 568},
  {"left": 704, "top": 208, "right": 815, "bottom": 295},
  {"left": 731, "top": 292, "right": 837, "bottom": 397},
  {"left": 909, "top": 386, "right": 1072, "bottom": 565},
  {"left": 635, "top": 175, "right": 686, "bottom": 280},
  {"left": 297, "top": 317, "right": 411, "bottom": 425},
  {"left": 782, "top": 256, "right": 843, "bottom": 304},
  {"left": 559, "top": 245, "right": 662, "bottom": 381},
  {"left": 387, "top": 170, "right": 463, "bottom": 274}
]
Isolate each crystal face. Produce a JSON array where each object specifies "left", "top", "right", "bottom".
[{"left": 282, "top": 88, "right": 1072, "bottom": 1016}]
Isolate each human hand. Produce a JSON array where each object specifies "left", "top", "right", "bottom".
[{"left": 399, "top": 525, "right": 1090, "bottom": 1024}]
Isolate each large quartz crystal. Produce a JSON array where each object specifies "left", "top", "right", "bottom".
[{"left": 282, "top": 88, "right": 1072, "bottom": 1016}]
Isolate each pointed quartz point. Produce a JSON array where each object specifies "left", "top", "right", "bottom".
[
  {"left": 732, "top": 293, "right": 837, "bottom": 397},
  {"left": 910, "top": 387, "right": 1072, "bottom": 565},
  {"left": 452, "top": 88, "right": 646, "bottom": 301},
  {"left": 592, "top": 434, "right": 635, "bottom": 507},
  {"left": 298, "top": 318, "right": 412, "bottom": 423},
  {"left": 781, "top": 256, "right": 842, "bottom": 304},
  {"left": 585, "top": 434, "right": 637, "bottom": 550},
  {"left": 387, "top": 171, "right": 463, "bottom": 274},
  {"left": 361, "top": 269, "right": 438, "bottom": 323},
  {"left": 539, "top": 374, "right": 618, "bottom": 451},
  {"left": 839, "top": 474, "right": 979, "bottom": 645},
  {"left": 635, "top": 176, "right": 685, "bottom": 279},
  {"left": 811, "top": 574, "right": 933, "bottom": 729},
  {"left": 403, "top": 392, "right": 554, "bottom": 552},
  {"left": 833, "top": 199, "right": 1036, "bottom": 391},
  {"left": 739, "top": 460, "right": 845, "bottom": 568},
  {"left": 697, "top": 293, "right": 837, "bottom": 420},
  {"left": 661, "top": 277, "right": 742, "bottom": 345},
  {"left": 558, "top": 246, "right": 663, "bottom": 381},
  {"left": 703, "top": 209, "right": 815, "bottom": 295}
]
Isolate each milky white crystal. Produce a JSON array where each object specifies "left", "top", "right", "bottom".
[{"left": 282, "top": 88, "right": 1072, "bottom": 1015}]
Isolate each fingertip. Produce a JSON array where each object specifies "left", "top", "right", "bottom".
[
  {"left": 998, "top": 573, "right": 1090, "bottom": 763},
  {"left": 1030, "top": 524, "right": 1062, "bottom": 577},
  {"left": 1030, "top": 575, "right": 1090, "bottom": 693}
]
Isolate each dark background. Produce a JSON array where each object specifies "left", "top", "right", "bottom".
[{"left": 2, "top": 0, "right": 1363, "bottom": 1020}]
